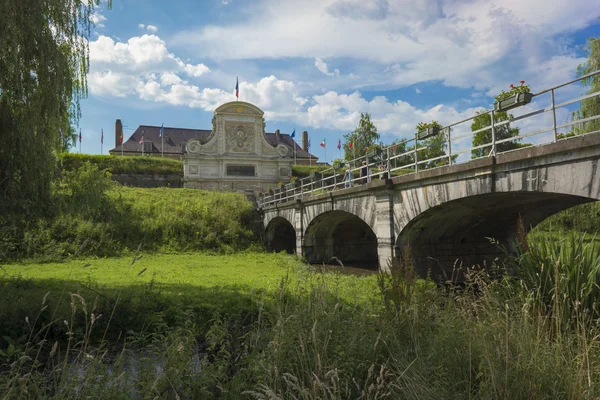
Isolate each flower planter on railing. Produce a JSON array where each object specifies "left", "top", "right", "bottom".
[
  {"left": 494, "top": 92, "right": 533, "bottom": 112},
  {"left": 417, "top": 126, "right": 440, "bottom": 140}
]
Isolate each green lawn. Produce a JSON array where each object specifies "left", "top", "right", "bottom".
[
  {"left": 0, "top": 252, "right": 379, "bottom": 343},
  {"left": 2, "top": 252, "right": 295, "bottom": 290}
]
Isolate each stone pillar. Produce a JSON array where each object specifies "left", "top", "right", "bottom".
[
  {"left": 375, "top": 191, "right": 395, "bottom": 272},
  {"left": 294, "top": 201, "right": 304, "bottom": 258},
  {"left": 115, "top": 119, "right": 123, "bottom": 147}
]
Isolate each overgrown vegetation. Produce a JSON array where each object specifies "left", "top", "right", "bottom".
[
  {"left": 0, "top": 163, "right": 256, "bottom": 262},
  {"left": 1, "top": 233, "right": 600, "bottom": 398},
  {"left": 59, "top": 153, "right": 184, "bottom": 175},
  {"left": 536, "top": 202, "right": 600, "bottom": 233},
  {"left": 0, "top": 0, "right": 110, "bottom": 219}
]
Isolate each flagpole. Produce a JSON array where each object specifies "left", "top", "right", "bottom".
[
  {"left": 79, "top": 128, "right": 81, "bottom": 154},
  {"left": 101, "top": 129, "right": 103, "bottom": 155},
  {"left": 161, "top": 123, "right": 164, "bottom": 158}
]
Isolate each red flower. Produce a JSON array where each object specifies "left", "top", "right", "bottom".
[
  {"left": 520, "top": 80, "right": 525, "bottom": 85},
  {"left": 510, "top": 84, "right": 514, "bottom": 89}
]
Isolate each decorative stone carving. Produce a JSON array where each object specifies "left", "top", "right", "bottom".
[
  {"left": 224, "top": 115, "right": 255, "bottom": 122},
  {"left": 225, "top": 122, "right": 254, "bottom": 153},
  {"left": 234, "top": 106, "right": 245, "bottom": 113},
  {"left": 279, "top": 167, "right": 290, "bottom": 177},
  {"left": 189, "top": 165, "right": 199, "bottom": 175},
  {"left": 186, "top": 139, "right": 202, "bottom": 154},
  {"left": 277, "top": 144, "right": 289, "bottom": 157}
]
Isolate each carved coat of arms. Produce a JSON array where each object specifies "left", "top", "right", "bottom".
[{"left": 226, "top": 124, "right": 254, "bottom": 152}]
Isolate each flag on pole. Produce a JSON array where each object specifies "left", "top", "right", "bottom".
[
  {"left": 79, "top": 129, "right": 82, "bottom": 143},
  {"left": 159, "top": 123, "right": 164, "bottom": 137},
  {"left": 320, "top": 138, "right": 326, "bottom": 148},
  {"left": 139, "top": 135, "right": 144, "bottom": 145},
  {"left": 308, "top": 138, "right": 311, "bottom": 149},
  {"left": 235, "top": 77, "right": 239, "bottom": 99},
  {"left": 290, "top": 129, "right": 295, "bottom": 139},
  {"left": 100, "top": 129, "right": 103, "bottom": 144},
  {"left": 337, "top": 138, "right": 341, "bottom": 150},
  {"left": 348, "top": 141, "right": 354, "bottom": 149}
]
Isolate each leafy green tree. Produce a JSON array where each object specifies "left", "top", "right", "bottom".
[
  {"left": 61, "top": 122, "right": 79, "bottom": 153},
  {"left": 470, "top": 111, "right": 524, "bottom": 159},
  {"left": 0, "top": 0, "right": 110, "bottom": 218},
  {"left": 343, "top": 113, "right": 380, "bottom": 161},
  {"left": 418, "top": 131, "right": 454, "bottom": 169},
  {"left": 571, "top": 36, "right": 600, "bottom": 135}
]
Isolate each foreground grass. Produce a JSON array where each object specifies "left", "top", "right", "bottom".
[{"left": 1, "top": 239, "right": 600, "bottom": 398}]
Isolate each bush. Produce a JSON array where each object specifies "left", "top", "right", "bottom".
[
  {"left": 510, "top": 231, "right": 600, "bottom": 326},
  {"left": 537, "top": 202, "right": 600, "bottom": 233},
  {"left": 59, "top": 153, "right": 183, "bottom": 175}
]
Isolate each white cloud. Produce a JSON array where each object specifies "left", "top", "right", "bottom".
[
  {"left": 138, "top": 23, "right": 145, "bottom": 29},
  {"left": 415, "top": 88, "right": 421, "bottom": 94},
  {"left": 315, "top": 58, "right": 340, "bottom": 77},
  {"left": 146, "top": 25, "right": 158, "bottom": 33},
  {"left": 88, "top": 34, "right": 210, "bottom": 98},
  {"left": 172, "top": 0, "right": 598, "bottom": 93},
  {"left": 90, "top": 12, "right": 106, "bottom": 28}
]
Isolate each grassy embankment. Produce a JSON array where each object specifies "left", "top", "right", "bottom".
[{"left": 0, "top": 162, "right": 257, "bottom": 262}]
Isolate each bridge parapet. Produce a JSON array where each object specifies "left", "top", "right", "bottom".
[{"left": 259, "top": 70, "right": 600, "bottom": 210}]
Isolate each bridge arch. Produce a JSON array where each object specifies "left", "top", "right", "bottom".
[
  {"left": 396, "top": 191, "right": 596, "bottom": 280},
  {"left": 265, "top": 217, "right": 296, "bottom": 254},
  {"left": 303, "top": 210, "right": 378, "bottom": 269}
]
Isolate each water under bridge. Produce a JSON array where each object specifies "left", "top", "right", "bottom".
[{"left": 257, "top": 72, "right": 600, "bottom": 279}]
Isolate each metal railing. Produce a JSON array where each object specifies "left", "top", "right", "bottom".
[{"left": 259, "top": 70, "right": 600, "bottom": 208}]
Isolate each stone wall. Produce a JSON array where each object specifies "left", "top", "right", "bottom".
[{"left": 111, "top": 173, "right": 182, "bottom": 188}]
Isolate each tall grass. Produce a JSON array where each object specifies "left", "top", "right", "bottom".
[{"left": 2, "top": 232, "right": 599, "bottom": 398}]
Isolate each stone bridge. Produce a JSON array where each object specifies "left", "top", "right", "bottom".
[{"left": 259, "top": 134, "right": 600, "bottom": 279}]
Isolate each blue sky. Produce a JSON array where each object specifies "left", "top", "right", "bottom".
[{"left": 78, "top": 0, "right": 600, "bottom": 163}]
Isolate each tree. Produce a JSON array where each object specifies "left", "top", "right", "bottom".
[
  {"left": 0, "top": 0, "right": 110, "bottom": 218},
  {"left": 418, "top": 131, "right": 455, "bottom": 169},
  {"left": 343, "top": 113, "right": 380, "bottom": 161},
  {"left": 571, "top": 36, "right": 600, "bottom": 135},
  {"left": 470, "top": 111, "right": 524, "bottom": 159}
]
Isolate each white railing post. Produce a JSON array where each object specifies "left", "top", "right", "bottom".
[
  {"left": 333, "top": 167, "right": 336, "bottom": 190},
  {"left": 551, "top": 88, "right": 558, "bottom": 142},
  {"left": 386, "top": 147, "right": 390, "bottom": 179},
  {"left": 414, "top": 135, "right": 419, "bottom": 173},
  {"left": 490, "top": 110, "right": 496, "bottom": 156},
  {"left": 447, "top": 127, "right": 452, "bottom": 166}
]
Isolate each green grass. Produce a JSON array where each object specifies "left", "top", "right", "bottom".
[
  {"left": 0, "top": 252, "right": 378, "bottom": 343},
  {"left": 1, "top": 246, "right": 600, "bottom": 398}
]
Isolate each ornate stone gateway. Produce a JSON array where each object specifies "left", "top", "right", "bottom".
[{"left": 183, "top": 101, "right": 292, "bottom": 193}]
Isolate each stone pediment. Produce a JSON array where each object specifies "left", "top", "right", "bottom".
[{"left": 215, "top": 101, "right": 264, "bottom": 117}]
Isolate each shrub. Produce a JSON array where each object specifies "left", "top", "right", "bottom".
[
  {"left": 510, "top": 231, "right": 600, "bottom": 326},
  {"left": 59, "top": 153, "right": 183, "bottom": 175}
]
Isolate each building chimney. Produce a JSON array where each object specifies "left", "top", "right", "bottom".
[
  {"left": 115, "top": 119, "right": 123, "bottom": 147},
  {"left": 275, "top": 129, "right": 280, "bottom": 141},
  {"left": 302, "top": 130, "right": 308, "bottom": 152}
]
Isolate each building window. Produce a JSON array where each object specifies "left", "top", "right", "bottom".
[
  {"left": 143, "top": 141, "right": 153, "bottom": 153},
  {"left": 226, "top": 165, "right": 255, "bottom": 176}
]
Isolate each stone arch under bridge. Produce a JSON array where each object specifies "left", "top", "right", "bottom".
[{"left": 260, "top": 134, "right": 600, "bottom": 275}]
